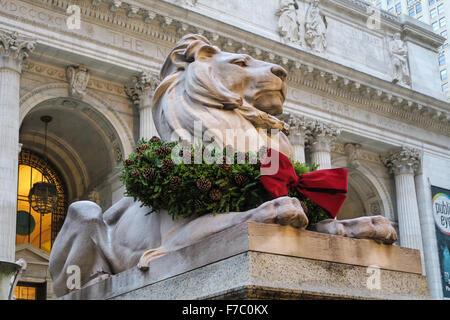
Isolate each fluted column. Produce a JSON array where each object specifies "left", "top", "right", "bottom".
[
  {"left": 383, "top": 147, "right": 423, "bottom": 255},
  {"left": 282, "top": 113, "right": 308, "bottom": 163},
  {"left": 414, "top": 153, "right": 442, "bottom": 294},
  {"left": 0, "top": 31, "right": 35, "bottom": 262},
  {"left": 306, "top": 120, "right": 340, "bottom": 170},
  {"left": 125, "top": 71, "right": 160, "bottom": 139}
]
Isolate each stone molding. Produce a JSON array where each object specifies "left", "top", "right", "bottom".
[
  {"left": 381, "top": 146, "right": 421, "bottom": 175},
  {"left": 9, "top": 0, "right": 450, "bottom": 133},
  {"left": 0, "top": 29, "right": 35, "bottom": 71},
  {"left": 23, "top": 61, "right": 126, "bottom": 97},
  {"left": 124, "top": 70, "right": 160, "bottom": 106},
  {"left": 332, "top": 142, "right": 381, "bottom": 165}
]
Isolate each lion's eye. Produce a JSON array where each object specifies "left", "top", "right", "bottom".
[{"left": 231, "top": 59, "right": 248, "bottom": 67}]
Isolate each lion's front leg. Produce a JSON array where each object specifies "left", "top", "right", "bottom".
[
  {"left": 137, "top": 196, "right": 308, "bottom": 270},
  {"left": 310, "top": 215, "right": 398, "bottom": 244}
]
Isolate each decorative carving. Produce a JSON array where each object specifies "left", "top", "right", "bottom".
[
  {"left": 88, "top": 188, "right": 101, "bottom": 206},
  {"left": 182, "top": 0, "right": 197, "bottom": 6},
  {"left": 277, "top": 0, "right": 303, "bottom": 45},
  {"left": 305, "top": 120, "right": 340, "bottom": 153},
  {"left": 280, "top": 112, "right": 310, "bottom": 146},
  {"left": 124, "top": 70, "right": 160, "bottom": 106},
  {"left": 344, "top": 143, "right": 362, "bottom": 168},
  {"left": 389, "top": 33, "right": 411, "bottom": 85},
  {"left": 66, "top": 65, "right": 90, "bottom": 99},
  {"left": 381, "top": 146, "right": 421, "bottom": 175},
  {"left": 276, "top": 0, "right": 327, "bottom": 53},
  {"left": 0, "top": 30, "right": 35, "bottom": 68},
  {"left": 305, "top": 0, "right": 327, "bottom": 53}
]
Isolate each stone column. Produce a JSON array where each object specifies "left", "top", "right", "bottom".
[
  {"left": 125, "top": 71, "right": 160, "bottom": 139},
  {"left": 281, "top": 113, "right": 308, "bottom": 163},
  {"left": 414, "top": 153, "right": 442, "bottom": 297},
  {"left": 0, "top": 31, "right": 35, "bottom": 262},
  {"left": 306, "top": 120, "right": 340, "bottom": 170},
  {"left": 382, "top": 147, "right": 424, "bottom": 255}
]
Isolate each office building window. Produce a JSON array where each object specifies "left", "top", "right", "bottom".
[
  {"left": 440, "top": 69, "right": 447, "bottom": 80},
  {"left": 409, "top": 8, "right": 415, "bottom": 16},
  {"left": 387, "top": 0, "right": 393, "bottom": 6},
  {"left": 437, "top": 4, "right": 444, "bottom": 15},
  {"left": 442, "top": 82, "right": 449, "bottom": 93},
  {"left": 416, "top": 3, "right": 422, "bottom": 14},
  {"left": 429, "top": 0, "right": 435, "bottom": 5},
  {"left": 440, "top": 17, "right": 446, "bottom": 28},
  {"left": 433, "top": 21, "right": 439, "bottom": 31},
  {"left": 431, "top": 8, "right": 437, "bottom": 19},
  {"left": 439, "top": 55, "right": 446, "bottom": 66},
  {"left": 441, "top": 30, "right": 448, "bottom": 38},
  {"left": 395, "top": 2, "right": 402, "bottom": 13}
]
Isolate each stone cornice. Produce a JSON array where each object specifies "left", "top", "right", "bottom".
[{"left": 9, "top": 0, "right": 450, "bottom": 135}]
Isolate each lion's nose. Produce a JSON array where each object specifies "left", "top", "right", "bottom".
[{"left": 271, "top": 65, "right": 287, "bottom": 81}]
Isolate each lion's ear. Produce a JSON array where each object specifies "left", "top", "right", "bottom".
[{"left": 185, "top": 40, "right": 219, "bottom": 62}]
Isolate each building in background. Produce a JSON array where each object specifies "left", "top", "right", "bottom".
[
  {"left": 370, "top": 0, "right": 450, "bottom": 98},
  {"left": 0, "top": 0, "right": 448, "bottom": 300}
]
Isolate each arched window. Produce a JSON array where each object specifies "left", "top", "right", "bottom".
[{"left": 16, "top": 149, "right": 67, "bottom": 253}]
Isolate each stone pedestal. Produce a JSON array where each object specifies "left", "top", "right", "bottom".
[{"left": 59, "top": 222, "right": 430, "bottom": 300}]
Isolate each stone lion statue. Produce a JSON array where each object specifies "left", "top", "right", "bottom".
[{"left": 49, "top": 34, "right": 397, "bottom": 297}]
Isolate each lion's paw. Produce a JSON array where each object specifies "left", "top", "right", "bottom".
[
  {"left": 311, "top": 215, "right": 397, "bottom": 244},
  {"left": 257, "top": 196, "right": 308, "bottom": 229},
  {"left": 137, "top": 247, "right": 168, "bottom": 271}
]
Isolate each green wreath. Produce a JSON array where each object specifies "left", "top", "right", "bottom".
[{"left": 119, "top": 137, "right": 329, "bottom": 225}]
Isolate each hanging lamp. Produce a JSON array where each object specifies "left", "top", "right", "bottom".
[{"left": 28, "top": 115, "right": 58, "bottom": 215}]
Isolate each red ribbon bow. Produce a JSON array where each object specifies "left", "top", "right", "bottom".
[{"left": 259, "top": 148, "right": 348, "bottom": 218}]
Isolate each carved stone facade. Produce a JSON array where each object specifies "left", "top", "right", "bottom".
[
  {"left": 389, "top": 33, "right": 411, "bottom": 86},
  {"left": 277, "top": 0, "right": 327, "bottom": 53},
  {"left": 0, "top": 0, "right": 448, "bottom": 300},
  {"left": 66, "top": 65, "right": 90, "bottom": 99}
]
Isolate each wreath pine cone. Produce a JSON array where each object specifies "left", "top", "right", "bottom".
[
  {"left": 209, "top": 188, "right": 222, "bottom": 201},
  {"left": 150, "top": 136, "right": 161, "bottom": 143},
  {"left": 234, "top": 174, "right": 249, "bottom": 186},
  {"left": 143, "top": 168, "right": 157, "bottom": 182},
  {"left": 196, "top": 178, "right": 212, "bottom": 192},
  {"left": 169, "top": 176, "right": 182, "bottom": 190},
  {"left": 161, "top": 159, "right": 174, "bottom": 175}
]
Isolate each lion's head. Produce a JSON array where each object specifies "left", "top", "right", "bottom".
[{"left": 152, "top": 34, "right": 293, "bottom": 157}]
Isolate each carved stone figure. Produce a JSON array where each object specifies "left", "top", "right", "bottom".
[
  {"left": 305, "top": 0, "right": 327, "bottom": 53},
  {"left": 66, "top": 65, "right": 90, "bottom": 99},
  {"left": 276, "top": 0, "right": 308, "bottom": 47},
  {"left": 49, "top": 34, "right": 397, "bottom": 297},
  {"left": 389, "top": 33, "right": 411, "bottom": 85},
  {"left": 277, "top": 0, "right": 301, "bottom": 44}
]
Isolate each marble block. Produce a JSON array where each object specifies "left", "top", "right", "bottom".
[{"left": 60, "top": 222, "right": 430, "bottom": 300}]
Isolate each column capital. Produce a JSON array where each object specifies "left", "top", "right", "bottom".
[
  {"left": 382, "top": 146, "right": 421, "bottom": 175},
  {"left": 125, "top": 70, "right": 160, "bottom": 107},
  {"left": 305, "top": 119, "right": 341, "bottom": 153},
  {"left": 0, "top": 30, "right": 35, "bottom": 72},
  {"left": 280, "top": 113, "right": 310, "bottom": 146}
]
